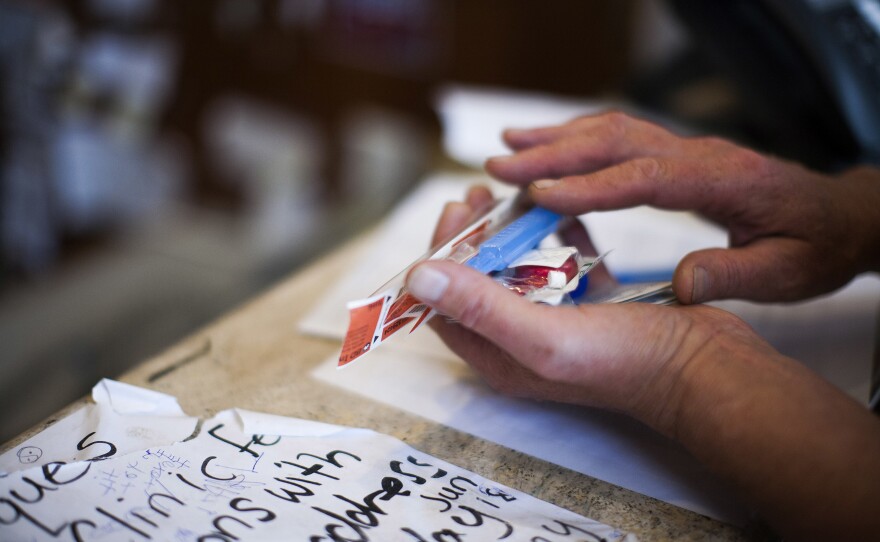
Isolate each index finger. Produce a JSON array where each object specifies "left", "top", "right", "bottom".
[
  {"left": 487, "top": 112, "right": 687, "bottom": 185},
  {"left": 526, "top": 151, "right": 774, "bottom": 223}
]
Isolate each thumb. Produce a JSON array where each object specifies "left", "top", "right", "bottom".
[
  {"left": 674, "top": 240, "right": 813, "bottom": 304},
  {"left": 406, "top": 260, "right": 559, "bottom": 359}
]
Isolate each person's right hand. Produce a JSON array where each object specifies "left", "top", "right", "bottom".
[
  {"left": 485, "top": 112, "right": 880, "bottom": 304},
  {"left": 409, "top": 185, "right": 880, "bottom": 542}
]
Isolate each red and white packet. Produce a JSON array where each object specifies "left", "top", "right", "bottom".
[{"left": 337, "top": 197, "right": 520, "bottom": 368}]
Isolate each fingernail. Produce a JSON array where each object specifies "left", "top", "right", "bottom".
[
  {"left": 408, "top": 265, "right": 450, "bottom": 303},
  {"left": 691, "top": 266, "right": 709, "bottom": 303},
  {"left": 532, "top": 179, "right": 560, "bottom": 190}
]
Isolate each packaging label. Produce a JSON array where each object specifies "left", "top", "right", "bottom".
[
  {"left": 337, "top": 197, "right": 520, "bottom": 368},
  {"left": 339, "top": 293, "right": 391, "bottom": 367}
]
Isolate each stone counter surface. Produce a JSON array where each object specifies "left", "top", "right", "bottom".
[{"left": 3, "top": 235, "right": 770, "bottom": 541}]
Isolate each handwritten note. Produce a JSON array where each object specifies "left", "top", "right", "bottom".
[{"left": 0, "top": 381, "right": 637, "bottom": 541}]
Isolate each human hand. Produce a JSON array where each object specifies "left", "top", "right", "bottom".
[
  {"left": 406, "top": 187, "right": 774, "bottom": 436},
  {"left": 485, "top": 112, "right": 880, "bottom": 304},
  {"left": 408, "top": 187, "right": 880, "bottom": 540}
]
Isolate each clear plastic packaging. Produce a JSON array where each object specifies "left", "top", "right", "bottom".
[{"left": 492, "top": 247, "right": 606, "bottom": 306}]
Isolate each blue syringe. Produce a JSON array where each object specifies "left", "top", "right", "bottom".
[{"left": 465, "top": 206, "right": 562, "bottom": 274}]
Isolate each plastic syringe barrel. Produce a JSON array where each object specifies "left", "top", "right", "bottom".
[{"left": 465, "top": 207, "right": 562, "bottom": 274}]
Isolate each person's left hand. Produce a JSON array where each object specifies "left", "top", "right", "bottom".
[{"left": 406, "top": 186, "right": 773, "bottom": 436}]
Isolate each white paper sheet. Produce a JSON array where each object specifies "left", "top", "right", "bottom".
[
  {"left": 311, "top": 342, "right": 748, "bottom": 524},
  {"left": 299, "top": 173, "right": 880, "bottom": 525},
  {"left": 435, "top": 85, "right": 609, "bottom": 170},
  {"left": 0, "top": 382, "right": 636, "bottom": 541}
]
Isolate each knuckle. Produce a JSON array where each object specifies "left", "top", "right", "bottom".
[
  {"left": 715, "top": 256, "right": 749, "bottom": 296},
  {"left": 729, "top": 146, "right": 772, "bottom": 177},
  {"left": 455, "top": 290, "right": 492, "bottom": 331},
  {"left": 602, "top": 109, "right": 630, "bottom": 125},
  {"left": 601, "top": 110, "right": 630, "bottom": 139},
  {"left": 715, "top": 258, "right": 738, "bottom": 287},
  {"left": 694, "top": 305, "right": 755, "bottom": 340},
  {"left": 570, "top": 113, "right": 594, "bottom": 127},
  {"left": 630, "top": 156, "right": 665, "bottom": 182},
  {"left": 697, "top": 135, "right": 729, "bottom": 149},
  {"left": 698, "top": 136, "right": 776, "bottom": 181}
]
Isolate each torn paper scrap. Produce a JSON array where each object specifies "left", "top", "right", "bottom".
[
  {"left": 91, "top": 379, "right": 188, "bottom": 416},
  {"left": 0, "top": 379, "right": 198, "bottom": 475}
]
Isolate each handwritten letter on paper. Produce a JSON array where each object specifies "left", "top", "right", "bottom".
[{"left": 0, "top": 383, "right": 636, "bottom": 541}]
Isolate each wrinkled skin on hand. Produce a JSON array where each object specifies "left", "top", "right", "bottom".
[{"left": 486, "top": 111, "right": 880, "bottom": 304}]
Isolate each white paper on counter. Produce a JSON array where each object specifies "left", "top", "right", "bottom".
[
  {"left": 435, "top": 85, "right": 609, "bottom": 170},
  {"left": 434, "top": 84, "right": 692, "bottom": 171},
  {"left": 311, "top": 343, "right": 750, "bottom": 524},
  {"left": 0, "top": 388, "right": 636, "bottom": 542},
  {"left": 300, "top": 172, "right": 880, "bottom": 525},
  {"left": 0, "top": 379, "right": 199, "bottom": 475}
]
